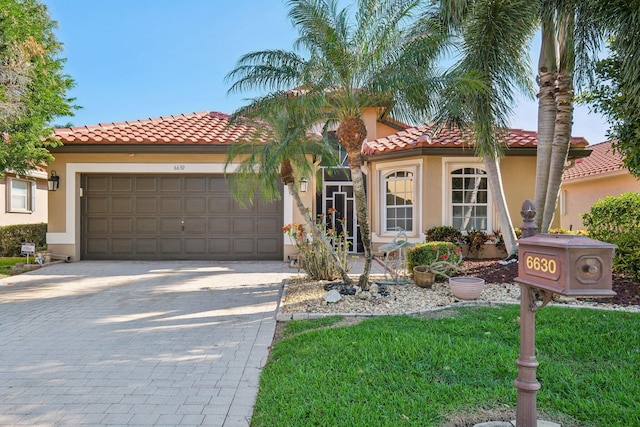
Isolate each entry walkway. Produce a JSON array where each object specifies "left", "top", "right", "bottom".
[{"left": 0, "top": 261, "right": 291, "bottom": 427}]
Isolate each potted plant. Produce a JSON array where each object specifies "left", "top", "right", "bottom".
[{"left": 407, "top": 242, "right": 463, "bottom": 288}]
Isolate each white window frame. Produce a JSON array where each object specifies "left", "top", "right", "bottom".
[
  {"left": 6, "top": 177, "right": 36, "bottom": 213},
  {"left": 443, "top": 158, "right": 493, "bottom": 233},
  {"left": 376, "top": 160, "right": 421, "bottom": 237}
]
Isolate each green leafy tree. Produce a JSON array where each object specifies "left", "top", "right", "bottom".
[
  {"left": 224, "top": 95, "right": 353, "bottom": 283},
  {"left": 226, "top": 0, "right": 455, "bottom": 287},
  {"left": 0, "top": 0, "right": 75, "bottom": 174},
  {"left": 580, "top": 0, "right": 640, "bottom": 178}
]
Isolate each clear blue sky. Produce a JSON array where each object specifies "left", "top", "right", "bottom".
[{"left": 44, "top": 0, "right": 609, "bottom": 145}]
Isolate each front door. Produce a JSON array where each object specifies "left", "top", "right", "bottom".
[{"left": 321, "top": 168, "right": 363, "bottom": 253}]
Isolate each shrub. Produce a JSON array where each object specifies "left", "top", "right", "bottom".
[
  {"left": 407, "top": 241, "right": 463, "bottom": 278},
  {"left": 582, "top": 192, "right": 640, "bottom": 278},
  {"left": 424, "top": 226, "right": 463, "bottom": 244},
  {"left": 0, "top": 223, "right": 48, "bottom": 257},
  {"left": 462, "top": 229, "right": 488, "bottom": 259},
  {"left": 284, "top": 213, "right": 351, "bottom": 281}
]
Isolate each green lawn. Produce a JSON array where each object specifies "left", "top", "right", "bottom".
[
  {"left": 0, "top": 257, "right": 26, "bottom": 278},
  {"left": 253, "top": 306, "right": 640, "bottom": 427}
]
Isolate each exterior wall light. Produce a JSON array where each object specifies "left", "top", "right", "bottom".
[
  {"left": 48, "top": 170, "right": 60, "bottom": 191},
  {"left": 300, "top": 178, "right": 309, "bottom": 193}
]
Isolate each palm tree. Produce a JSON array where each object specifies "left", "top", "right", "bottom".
[
  {"left": 438, "top": 0, "right": 606, "bottom": 234},
  {"left": 226, "top": 0, "right": 450, "bottom": 287},
  {"left": 224, "top": 95, "right": 353, "bottom": 284},
  {"left": 436, "top": 0, "right": 538, "bottom": 255}
]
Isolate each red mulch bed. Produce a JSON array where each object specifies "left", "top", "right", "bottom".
[{"left": 463, "top": 259, "right": 639, "bottom": 306}]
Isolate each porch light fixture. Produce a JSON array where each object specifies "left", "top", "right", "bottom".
[
  {"left": 48, "top": 170, "right": 60, "bottom": 191},
  {"left": 299, "top": 178, "right": 309, "bottom": 193}
]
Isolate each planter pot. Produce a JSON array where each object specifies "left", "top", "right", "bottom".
[
  {"left": 449, "top": 276, "right": 485, "bottom": 300},
  {"left": 413, "top": 266, "right": 436, "bottom": 288}
]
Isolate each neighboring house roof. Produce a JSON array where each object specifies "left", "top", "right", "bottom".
[
  {"left": 363, "top": 123, "right": 589, "bottom": 156},
  {"left": 53, "top": 111, "right": 258, "bottom": 145},
  {"left": 563, "top": 140, "right": 625, "bottom": 181}
]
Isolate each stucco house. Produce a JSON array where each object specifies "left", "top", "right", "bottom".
[
  {"left": 46, "top": 110, "right": 591, "bottom": 261},
  {"left": 1, "top": 169, "right": 49, "bottom": 226},
  {"left": 560, "top": 140, "right": 640, "bottom": 230}
]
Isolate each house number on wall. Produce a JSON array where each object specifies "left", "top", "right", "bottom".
[{"left": 173, "top": 164, "right": 186, "bottom": 171}]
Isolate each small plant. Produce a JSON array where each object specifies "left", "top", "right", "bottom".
[
  {"left": 283, "top": 211, "right": 352, "bottom": 281},
  {"left": 462, "top": 229, "right": 488, "bottom": 259},
  {"left": 491, "top": 229, "right": 506, "bottom": 253},
  {"left": 407, "top": 241, "right": 463, "bottom": 278},
  {"left": 424, "top": 226, "right": 463, "bottom": 244}
]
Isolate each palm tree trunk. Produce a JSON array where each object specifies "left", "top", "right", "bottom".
[
  {"left": 483, "top": 156, "right": 517, "bottom": 256},
  {"left": 287, "top": 182, "right": 353, "bottom": 285},
  {"left": 534, "top": 19, "right": 557, "bottom": 230},
  {"left": 349, "top": 164, "right": 372, "bottom": 289},
  {"left": 541, "top": 14, "right": 574, "bottom": 233}
]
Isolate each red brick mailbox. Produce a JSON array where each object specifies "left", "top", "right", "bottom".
[{"left": 517, "top": 233, "right": 616, "bottom": 297}]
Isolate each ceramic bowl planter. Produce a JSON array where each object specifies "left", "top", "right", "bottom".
[
  {"left": 413, "top": 266, "right": 436, "bottom": 288},
  {"left": 449, "top": 276, "right": 485, "bottom": 300}
]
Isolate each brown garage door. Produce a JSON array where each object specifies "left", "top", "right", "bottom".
[{"left": 81, "top": 174, "right": 283, "bottom": 260}]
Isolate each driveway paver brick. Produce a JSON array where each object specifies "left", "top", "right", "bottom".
[{"left": 0, "top": 261, "right": 291, "bottom": 427}]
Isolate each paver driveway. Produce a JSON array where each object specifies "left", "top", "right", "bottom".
[{"left": 0, "top": 261, "right": 292, "bottom": 426}]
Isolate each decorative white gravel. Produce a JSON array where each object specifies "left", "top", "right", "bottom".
[{"left": 277, "top": 276, "right": 640, "bottom": 320}]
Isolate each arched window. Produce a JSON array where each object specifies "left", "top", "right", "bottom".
[
  {"left": 451, "top": 167, "right": 488, "bottom": 231},
  {"left": 383, "top": 170, "right": 414, "bottom": 233}
]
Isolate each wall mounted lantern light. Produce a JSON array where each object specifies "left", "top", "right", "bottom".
[
  {"left": 300, "top": 178, "right": 309, "bottom": 193},
  {"left": 48, "top": 171, "right": 60, "bottom": 191}
]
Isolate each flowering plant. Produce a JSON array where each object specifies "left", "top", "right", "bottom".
[
  {"left": 407, "top": 241, "right": 464, "bottom": 278},
  {"left": 283, "top": 212, "right": 352, "bottom": 280}
]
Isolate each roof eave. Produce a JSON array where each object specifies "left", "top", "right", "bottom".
[
  {"left": 49, "top": 144, "right": 232, "bottom": 154},
  {"left": 363, "top": 146, "right": 592, "bottom": 161}
]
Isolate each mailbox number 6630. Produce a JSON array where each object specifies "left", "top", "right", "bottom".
[{"left": 525, "top": 255, "right": 557, "bottom": 274}]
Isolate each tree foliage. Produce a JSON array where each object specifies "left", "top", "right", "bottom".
[
  {"left": 0, "top": 0, "right": 75, "bottom": 174},
  {"left": 581, "top": 9, "right": 640, "bottom": 180}
]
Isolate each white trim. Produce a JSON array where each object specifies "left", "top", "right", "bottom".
[
  {"left": 374, "top": 158, "right": 423, "bottom": 238},
  {"left": 442, "top": 158, "right": 493, "bottom": 233},
  {"left": 46, "top": 162, "right": 294, "bottom": 246}
]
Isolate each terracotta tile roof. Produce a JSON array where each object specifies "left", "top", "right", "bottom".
[
  {"left": 53, "top": 111, "right": 259, "bottom": 145},
  {"left": 363, "top": 123, "right": 589, "bottom": 155},
  {"left": 563, "top": 140, "right": 624, "bottom": 180}
]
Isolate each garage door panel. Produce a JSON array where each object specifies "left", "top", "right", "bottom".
[
  {"left": 160, "top": 238, "right": 181, "bottom": 253},
  {"left": 112, "top": 197, "right": 133, "bottom": 213},
  {"left": 136, "top": 239, "right": 158, "bottom": 254},
  {"left": 136, "top": 177, "right": 157, "bottom": 192},
  {"left": 112, "top": 218, "right": 133, "bottom": 233},
  {"left": 86, "top": 176, "right": 109, "bottom": 192},
  {"left": 257, "top": 238, "right": 279, "bottom": 255},
  {"left": 160, "top": 176, "right": 181, "bottom": 192},
  {"left": 185, "top": 177, "right": 206, "bottom": 192},
  {"left": 210, "top": 197, "right": 231, "bottom": 214},
  {"left": 87, "top": 198, "right": 108, "bottom": 214},
  {"left": 112, "top": 177, "right": 133, "bottom": 192},
  {"left": 112, "top": 239, "right": 133, "bottom": 254},
  {"left": 160, "top": 218, "right": 182, "bottom": 233},
  {"left": 209, "top": 238, "right": 231, "bottom": 254},
  {"left": 87, "top": 217, "right": 108, "bottom": 234},
  {"left": 257, "top": 218, "right": 279, "bottom": 234},
  {"left": 234, "top": 238, "right": 255, "bottom": 254},
  {"left": 86, "top": 238, "right": 108, "bottom": 255},
  {"left": 160, "top": 197, "right": 181, "bottom": 213},
  {"left": 210, "top": 217, "right": 231, "bottom": 234},
  {"left": 82, "top": 174, "right": 282, "bottom": 260},
  {"left": 234, "top": 218, "right": 255, "bottom": 234},
  {"left": 136, "top": 218, "right": 158, "bottom": 233},
  {"left": 136, "top": 197, "right": 157, "bottom": 212},
  {"left": 184, "top": 239, "right": 206, "bottom": 254},
  {"left": 184, "top": 218, "right": 206, "bottom": 233},
  {"left": 184, "top": 197, "right": 206, "bottom": 213}
]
